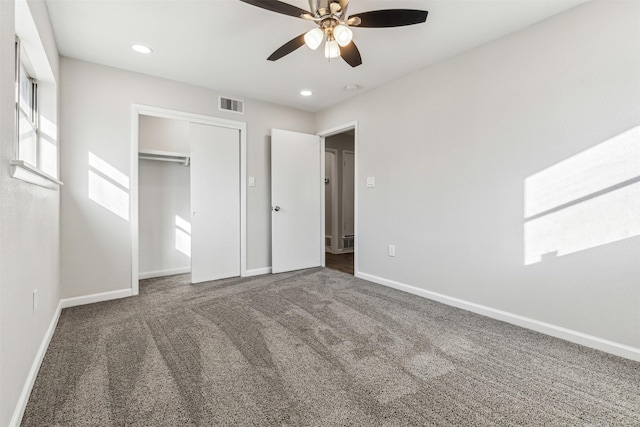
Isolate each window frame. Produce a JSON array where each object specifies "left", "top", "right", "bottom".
[
  {"left": 10, "top": 35, "right": 62, "bottom": 189},
  {"left": 15, "top": 37, "right": 39, "bottom": 166}
]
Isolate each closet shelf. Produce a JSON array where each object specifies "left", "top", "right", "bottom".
[{"left": 138, "top": 149, "right": 190, "bottom": 166}]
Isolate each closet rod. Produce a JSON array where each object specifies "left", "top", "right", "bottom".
[{"left": 139, "top": 155, "right": 190, "bottom": 166}]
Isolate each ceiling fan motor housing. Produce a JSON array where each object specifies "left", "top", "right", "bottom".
[{"left": 309, "top": 0, "right": 344, "bottom": 19}]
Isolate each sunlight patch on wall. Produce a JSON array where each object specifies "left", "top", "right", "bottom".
[
  {"left": 89, "top": 152, "right": 129, "bottom": 189},
  {"left": 524, "top": 126, "right": 640, "bottom": 265},
  {"left": 88, "top": 152, "right": 130, "bottom": 221},
  {"left": 39, "top": 115, "right": 58, "bottom": 177},
  {"left": 175, "top": 215, "right": 191, "bottom": 257}
]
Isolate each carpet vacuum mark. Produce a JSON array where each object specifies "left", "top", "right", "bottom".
[{"left": 22, "top": 269, "right": 640, "bottom": 426}]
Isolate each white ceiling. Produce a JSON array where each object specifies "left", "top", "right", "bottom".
[{"left": 45, "top": 0, "right": 589, "bottom": 112}]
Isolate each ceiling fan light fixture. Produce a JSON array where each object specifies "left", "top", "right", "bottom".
[
  {"left": 324, "top": 39, "right": 340, "bottom": 59},
  {"left": 304, "top": 28, "right": 324, "bottom": 50},
  {"left": 333, "top": 24, "right": 353, "bottom": 47}
]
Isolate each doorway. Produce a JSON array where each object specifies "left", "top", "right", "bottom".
[
  {"left": 131, "top": 105, "right": 247, "bottom": 295},
  {"left": 321, "top": 125, "right": 356, "bottom": 275},
  {"left": 137, "top": 114, "right": 192, "bottom": 280},
  {"left": 268, "top": 123, "right": 356, "bottom": 276}
]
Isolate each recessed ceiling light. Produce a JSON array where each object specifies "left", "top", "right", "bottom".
[
  {"left": 344, "top": 84, "right": 360, "bottom": 91},
  {"left": 300, "top": 90, "right": 313, "bottom": 97},
  {"left": 132, "top": 44, "right": 153, "bottom": 54}
]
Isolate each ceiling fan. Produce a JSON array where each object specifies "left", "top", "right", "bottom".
[{"left": 239, "top": 0, "right": 428, "bottom": 67}]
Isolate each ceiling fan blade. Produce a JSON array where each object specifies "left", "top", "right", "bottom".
[
  {"left": 340, "top": 41, "right": 362, "bottom": 67},
  {"left": 239, "top": 0, "right": 310, "bottom": 19},
  {"left": 349, "top": 9, "right": 428, "bottom": 28},
  {"left": 267, "top": 33, "right": 307, "bottom": 61}
]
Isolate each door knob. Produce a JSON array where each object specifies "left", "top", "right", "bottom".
[{"left": 273, "top": 206, "right": 281, "bottom": 212}]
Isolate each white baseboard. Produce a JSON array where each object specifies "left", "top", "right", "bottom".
[
  {"left": 139, "top": 267, "right": 190, "bottom": 280},
  {"left": 11, "top": 288, "right": 136, "bottom": 424},
  {"left": 60, "top": 288, "right": 133, "bottom": 309},
  {"left": 356, "top": 272, "right": 640, "bottom": 362},
  {"left": 245, "top": 267, "right": 272, "bottom": 277},
  {"left": 10, "top": 300, "right": 63, "bottom": 427}
]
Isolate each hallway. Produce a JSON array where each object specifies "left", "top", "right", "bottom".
[{"left": 325, "top": 252, "right": 354, "bottom": 275}]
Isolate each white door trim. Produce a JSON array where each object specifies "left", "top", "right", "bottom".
[
  {"left": 131, "top": 104, "right": 247, "bottom": 295},
  {"left": 317, "top": 121, "right": 358, "bottom": 274}
]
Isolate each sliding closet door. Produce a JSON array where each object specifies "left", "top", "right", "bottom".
[{"left": 190, "top": 123, "right": 240, "bottom": 283}]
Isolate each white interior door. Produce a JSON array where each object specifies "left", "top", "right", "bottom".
[
  {"left": 271, "top": 129, "right": 322, "bottom": 273},
  {"left": 342, "top": 150, "right": 355, "bottom": 239},
  {"left": 190, "top": 123, "right": 240, "bottom": 283}
]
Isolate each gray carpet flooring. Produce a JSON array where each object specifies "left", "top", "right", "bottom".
[{"left": 22, "top": 268, "right": 640, "bottom": 426}]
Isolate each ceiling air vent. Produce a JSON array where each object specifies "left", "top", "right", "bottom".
[{"left": 219, "top": 96, "right": 244, "bottom": 114}]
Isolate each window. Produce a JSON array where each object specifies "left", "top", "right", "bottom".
[
  {"left": 11, "top": 35, "right": 61, "bottom": 189},
  {"left": 16, "top": 37, "right": 39, "bottom": 167}
]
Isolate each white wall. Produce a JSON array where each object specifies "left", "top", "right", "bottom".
[
  {"left": 316, "top": 1, "right": 640, "bottom": 351},
  {"left": 0, "top": 1, "right": 60, "bottom": 425},
  {"left": 60, "top": 58, "right": 316, "bottom": 298},
  {"left": 139, "top": 114, "right": 190, "bottom": 153},
  {"left": 138, "top": 159, "right": 191, "bottom": 277}
]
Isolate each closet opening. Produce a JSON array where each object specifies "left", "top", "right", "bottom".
[
  {"left": 130, "top": 105, "right": 247, "bottom": 295},
  {"left": 138, "top": 115, "right": 192, "bottom": 281}
]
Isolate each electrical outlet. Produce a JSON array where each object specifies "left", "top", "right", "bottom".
[
  {"left": 33, "top": 289, "right": 38, "bottom": 313},
  {"left": 388, "top": 244, "right": 396, "bottom": 257}
]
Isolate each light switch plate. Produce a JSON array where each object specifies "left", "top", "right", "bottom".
[
  {"left": 388, "top": 245, "right": 396, "bottom": 257},
  {"left": 248, "top": 176, "right": 255, "bottom": 187},
  {"left": 366, "top": 176, "right": 375, "bottom": 187}
]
